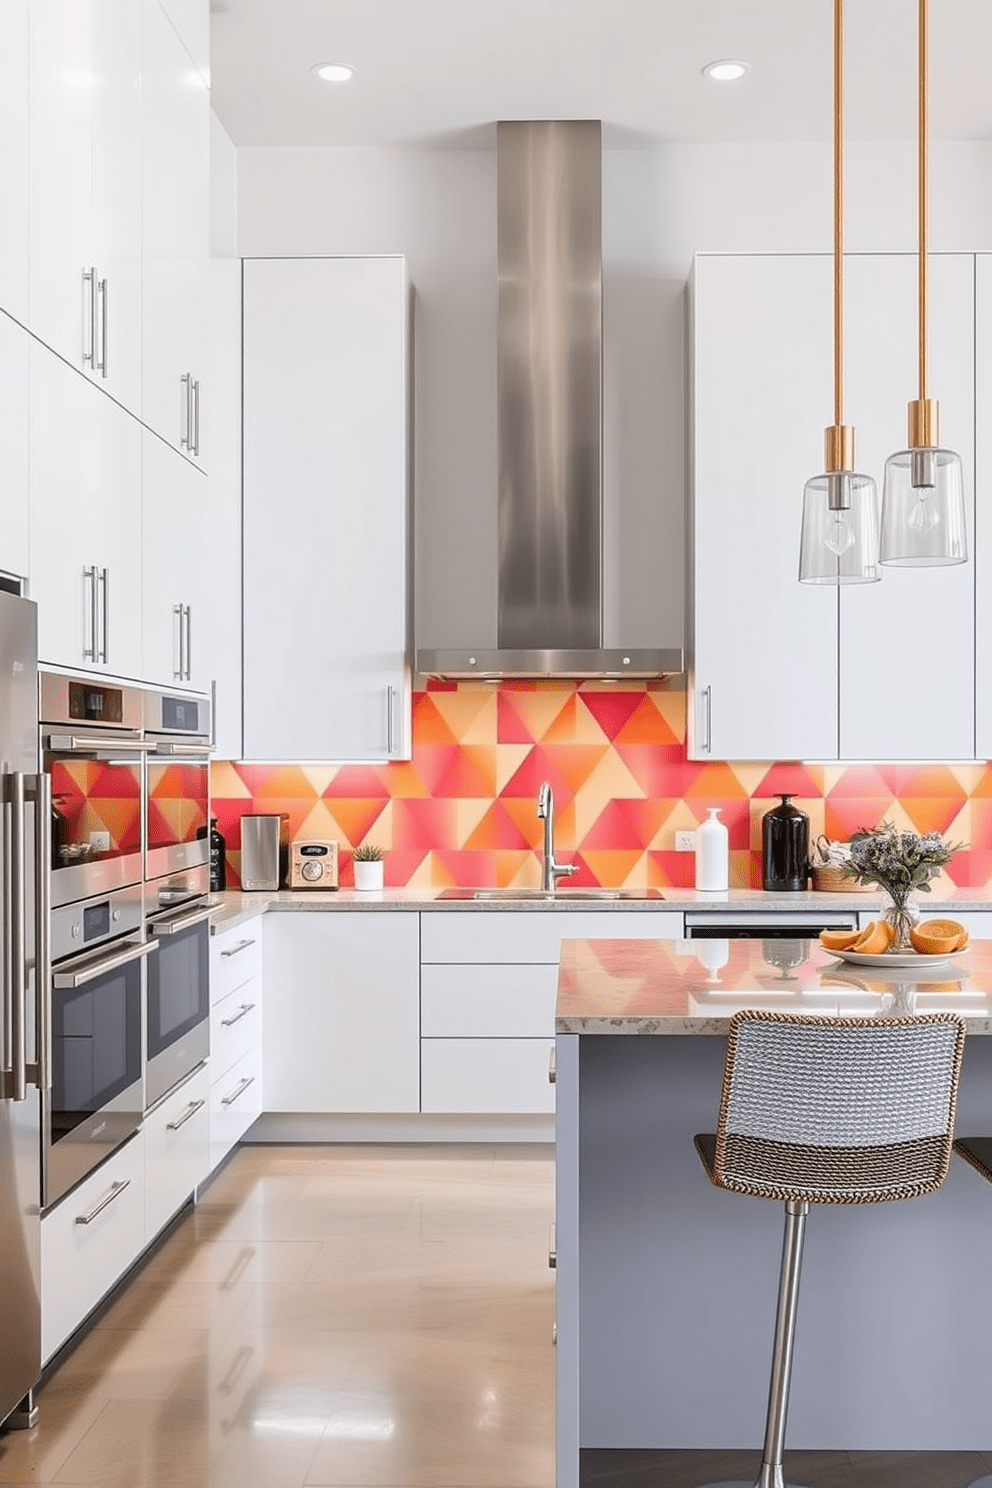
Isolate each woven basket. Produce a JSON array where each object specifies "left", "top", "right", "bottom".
[{"left": 810, "top": 864, "right": 873, "bottom": 893}]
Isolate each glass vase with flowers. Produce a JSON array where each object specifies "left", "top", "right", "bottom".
[{"left": 842, "top": 823, "right": 960, "bottom": 949}]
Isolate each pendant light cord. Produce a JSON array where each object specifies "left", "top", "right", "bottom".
[
  {"left": 833, "top": 0, "right": 844, "bottom": 429},
  {"left": 918, "top": 0, "right": 929, "bottom": 405}
]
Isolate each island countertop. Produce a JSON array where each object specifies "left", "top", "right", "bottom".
[{"left": 555, "top": 936, "right": 992, "bottom": 1033}]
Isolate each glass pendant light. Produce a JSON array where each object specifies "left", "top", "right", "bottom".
[
  {"left": 799, "top": 0, "right": 879, "bottom": 585},
  {"left": 879, "top": 0, "right": 966, "bottom": 567}
]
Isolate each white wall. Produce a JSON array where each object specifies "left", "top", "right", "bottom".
[{"left": 237, "top": 140, "right": 992, "bottom": 652}]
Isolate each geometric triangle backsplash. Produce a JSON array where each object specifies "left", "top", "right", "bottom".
[{"left": 210, "top": 679, "right": 987, "bottom": 890}]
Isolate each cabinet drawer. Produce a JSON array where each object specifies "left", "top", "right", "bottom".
[
  {"left": 211, "top": 921, "right": 262, "bottom": 1004},
  {"left": 145, "top": 1064, "right": 211, "bottom": 1240},
  {"left": 210, "top": 984, "right": 261, "bottom": 1082},
  {"left": 421, "top": 964, "right": 556, "bottom": 1038},
  {"left": 210, "top": 1043, "right": 263, "bottom": 1170},
  {"left": 421, "top": 910, "right": 684, "bottom": 964},
  {"left": 421, "top": 1038, "right": 556, "bottom": 1115},
  {"left": 41, "top": 1132, "right": 146, "bottom": 1362}
]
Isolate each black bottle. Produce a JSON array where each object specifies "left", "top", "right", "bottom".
[
  {"left": 209, "top": 817, "right": 227, "bottom": 892},
  {"left": 761, "top": 794, "right": 810, "bottom": 892}
]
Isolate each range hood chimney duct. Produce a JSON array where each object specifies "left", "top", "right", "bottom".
[{"left": 417, "top": 120, "right": 683, "bottom": 680}]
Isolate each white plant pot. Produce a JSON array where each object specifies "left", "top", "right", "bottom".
[{"left": 353, "top": 860, "right": 384, "bottom": 892}]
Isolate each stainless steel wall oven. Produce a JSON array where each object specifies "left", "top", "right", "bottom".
[{"left": 144, "top": 890, "right": 212, "bottom": 1109}]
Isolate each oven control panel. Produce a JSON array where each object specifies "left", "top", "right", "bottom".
[{"left": 288, "top": 840, "right": 338, "bottom": 890}]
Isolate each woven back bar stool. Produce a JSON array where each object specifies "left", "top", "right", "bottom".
[
  {"left": 952, "top": 1138, "right": 992, "bottom": 1488},
  {"left": 694, "top": 1009, "right": 967, "bottom": 1488}
]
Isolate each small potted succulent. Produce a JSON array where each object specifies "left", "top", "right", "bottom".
[{"left": 352, "top": 843, "right": 385, "bottom": 892}]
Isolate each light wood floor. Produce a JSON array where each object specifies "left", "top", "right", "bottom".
[{"left": 2, "top": 1144, "right": 990, "bottom": 1488}]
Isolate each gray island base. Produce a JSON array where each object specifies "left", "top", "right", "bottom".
[{"left": 554, "top": 937, "right": 992, "bottom": 1486}]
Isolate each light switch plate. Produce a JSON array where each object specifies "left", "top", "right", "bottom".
[
  {"left": 676, "top": 831, "right": 696, "bottom": 852},
  {"left": 89, "top": 830, "right": 111, "bottom": 852}
]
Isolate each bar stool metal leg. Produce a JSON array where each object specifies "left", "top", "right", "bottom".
[{"left": 700, "top": 1200, "right": 812, "bottom": 1488}]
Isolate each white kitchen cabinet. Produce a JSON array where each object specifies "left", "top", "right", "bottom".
[
  {"left": 242, "top": 256, "right": 412, "bottom": 762},
  {"left": 209, "top": 918, "right": 264, "bottom": 1167},
  {"left": 29, "top": 342, "right": 143, "bottom": 678},
  {"left": 40, "top": 1131, "right": 146, "bottom": 1363},
  {"left": 157, "top": 0, "right": 209, "bottom": 83},
  {"left": 689, "top": 254, "right": 840, "bottom": 762},
  {"left": 839, "top": 255, "right": 975, "bottom": 759},
  {"left": 142, "top": 0, "right": 209, "bottom": 465},
  {"left": 420, "top": 910, "right": 682, "bottom": 1114},
  {"left": 976, "top": 255, "right": 992, "bottom": 760},
  {"left": 262, "top": 912, "right": 420, "bottom": 1113},
  {"left": 203, "top": 259, "right": 244, "bottom": 759},
  {"left": 29, "top": 0, "right": 143, "bottom": 416},
  {"left": 690, "top": 252, "right": 978, "bottom": 763},
  {"left": 141, "top": 430, "right": 209, "bottom": 689},
  {"left": 144, "top": 1062, "right": 211, "bottom": 1240},
  {"left": 0, "top": 0, "right": 29, "bottom": 323},
  {"left": 0, "top": 311, "right": 30, "bottom": 581}
]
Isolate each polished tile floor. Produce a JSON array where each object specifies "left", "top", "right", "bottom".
[
  {"left": 0, "top": 1144, "right": 556, "bottom": 1487},
  {"left": 2, "top": 1144, "right": 989, "bottom": 1488}
]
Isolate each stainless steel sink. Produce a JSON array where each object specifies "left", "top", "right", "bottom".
[{"left": 435, "top": 887, "right": 664, "bottom": 901}]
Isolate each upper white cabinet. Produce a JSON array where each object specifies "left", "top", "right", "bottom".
[
  {"left": 29, "top": 0, "right": 143, "bottom": 416},
  {"left": 29, "top": 342, "right": 143, "bottom": 679},
  {"left": 142, "top": 0, "right": 210, "bottom": 466},
  {"left": 0, "top": 0, "right": 29, "bottom": 323},
  {"left": 141, "top": 429, "right": 209, "bottom": 690},
  {"left": 690, "top": 252, "right": 978, "bottom": 762},
  {"left": 0, "top": 312, "right": 30, "bottom": 581},
  {"left": 157, "top": 0, "right": 210, "bottom": 83},
  {"left": 242, "top": 256, "right": 412, "bottom": 762},
  {"left": 689, "top": 254, "right": 839, "bottom": 761},
  {"left": 976, "top": 254, "right": 992, "bottom": 760}
]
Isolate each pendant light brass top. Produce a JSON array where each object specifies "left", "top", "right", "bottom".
[
  {"left": 908, "top": 397, "right": 938, "bottom": 449},
  {"left": 825, "top": 424, "right": 854, "bottom": 474}
]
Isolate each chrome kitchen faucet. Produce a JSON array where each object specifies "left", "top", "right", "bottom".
[{"left": 537, "top": 782, "right": 578, "bottom": 893}]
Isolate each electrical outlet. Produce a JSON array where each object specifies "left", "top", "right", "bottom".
[
  {"left": 89, "top": 830, "right": 111, "bottom": 852},
  {"left": 675, "top": 830, "right": 696, "bottom": 852}
]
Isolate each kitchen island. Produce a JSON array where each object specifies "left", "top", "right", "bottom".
[{"left": 554, "top": 938, "right": 992, "bottom": 1485}]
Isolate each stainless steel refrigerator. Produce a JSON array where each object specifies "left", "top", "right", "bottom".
[{"left": 1, "top": 591, "right": 48, "bottom": 1428}]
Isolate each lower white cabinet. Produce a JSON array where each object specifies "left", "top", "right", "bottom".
[
  {"left": 211, "top": 1044, "right": 264, "bottom": 1170},
  {"left": 419, "top": 910, "right": 683, "bottom": 1114},
  {"left": 41, "top": 1131, "right": 146, "bottom": 1363},
  {"left": 263, "top": 912, "right": 420, "bottom": 1113},
  {"left": 144, "top": 1062, "right": 211, "bottom": 1241},
  {"left": 210, "top": 916, "right": 264, "bottom": 1167}
]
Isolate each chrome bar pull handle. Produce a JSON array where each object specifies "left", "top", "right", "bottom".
[
  {"left": 548, "top": 1045, "right": 556, "bottom": 1084},
  {"left": 192, "top": 379, "right": 200, "bottom": 457},
  {"left": 181, "top": 372, "right": 192, "bottom": 450},
  {"left": 82, "top": 267, "right": 97, "bottom": 368},
  {"left": 701, "top": 685, "right": 713, "bottom": 754},
  {"left": 32, "top": 773, "right": 52, "bottom": 1092},
  {"left": 386, "top": 686, "right": 394, "bottom": 754},
  {"left": 173, "top": 604, "right": 184, "bottom": 680},
  {"left": 166, "top": 1097, "right": 205, "bottom": 1132},
  {"left": 151, "top": 905, "right": 214, "bottom": 936},
  {"left": 97, "top": 276, "right": 108, "bottom": 377},
  {"left": 221, "top": 1002, "right": 255, "bottom": 1028},
  {"left": 220, "top": 938, "right": 256, "bottom": 959},
  {"left": 99, "top": 568, "right": 109, "bottom": 664},
  {"left": 548, "top": 1222, "right": 557, "bottom": 1270},
  {"left": 83, "top": 565, "right": 98, "bottom": 661},
  {"left": 221, "top": 1075, "right": 254, "bottom": 1107},
  {"left": 185, "top": 605, "right": 192, "bottom": 680},
  {"left": 75, "top": 1178, "right": 130, "bottom": 1226},
  {"left": 210, "top": 679, "right": 217, "bottom": 751},
  {"left": 7, "top": 773, "right": 27, "bottom": 1102}
]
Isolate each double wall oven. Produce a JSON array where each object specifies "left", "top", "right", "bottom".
[{"left": 39, "top": 674, "right": 213, "bottom": 1207}]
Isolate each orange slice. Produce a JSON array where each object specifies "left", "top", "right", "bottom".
[
  {"left": 909, "top": 918, "right": 966, "bottom": 956},
  {"left": 851, "top": 920, "right": 892, "bottom": 955},
  {"left": 819, "top": 928, "right": 862, "bottom": 952}
]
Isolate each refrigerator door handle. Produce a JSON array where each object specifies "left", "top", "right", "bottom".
[
  {"left": 5, "top": 772, "right": 28, "bottom": 1101},
  {"left": 28, "top": 774, "right": 52, "bottom": 1092}
]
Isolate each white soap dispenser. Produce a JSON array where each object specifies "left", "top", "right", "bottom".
[{"left": 695, "top": 808, "right": 728, "bottom": 892}]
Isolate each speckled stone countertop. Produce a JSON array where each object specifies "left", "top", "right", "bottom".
[
  {"left": 206, "top": 885, "right": 992, "bottom": 934},
  {"left": 555, "top": 936, "right": 992, "bottom": 1034}
]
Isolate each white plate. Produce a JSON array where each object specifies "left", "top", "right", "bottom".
[{"left": 824, "top": 947, "right": 969, "bottom": 969}]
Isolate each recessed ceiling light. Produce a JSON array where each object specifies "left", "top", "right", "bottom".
[
  {"left": 702, "top": 59, "right": 750, "bottom": 83},
  {"left": 311, "top": 62, "right": 356, "bottom": 84}
]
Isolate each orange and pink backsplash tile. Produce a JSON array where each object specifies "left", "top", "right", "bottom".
[{"left": 210, "top": 680, "right": 992, "bottom": 891}]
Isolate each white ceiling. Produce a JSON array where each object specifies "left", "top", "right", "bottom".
[{"left": 210, "top": 0, "right": 992, "bottom": 150}]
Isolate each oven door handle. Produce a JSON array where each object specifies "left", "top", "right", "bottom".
[
  {"left": 149, "top": 743, "right": 212, "bottom": 758},
  {"left": 53, "top": 938, "right": 157, "bottom": 990},
  {"left": 151, "top": 905, "right": 215, "bottom": 937},
  {"left": 46, "top": 734, "right": 148, "bottom": 753}
]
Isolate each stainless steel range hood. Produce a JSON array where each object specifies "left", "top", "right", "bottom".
[{"left": 417, "top": 121, "right": 682, "bottom": 681}]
